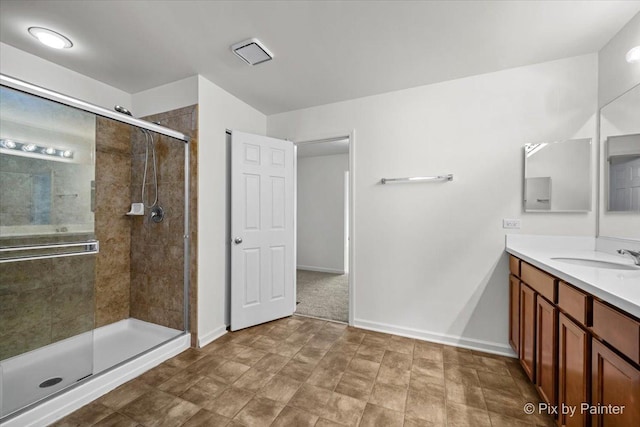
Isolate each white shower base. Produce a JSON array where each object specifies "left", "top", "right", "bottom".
[{"left": 1, "top": 318, "right": 189, "bottom": 426}]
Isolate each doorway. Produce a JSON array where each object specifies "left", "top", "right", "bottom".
[{"left": 295, "top": 136, "right": 351, "bottom": 323}]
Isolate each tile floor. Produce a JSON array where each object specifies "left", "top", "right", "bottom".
[{"left": 52, "top": 316, "right": 554, "bottom": 426}]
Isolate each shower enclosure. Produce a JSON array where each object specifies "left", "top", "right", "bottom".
[{"left": 0, "top": 75, "right": 191, "bottom": 422}]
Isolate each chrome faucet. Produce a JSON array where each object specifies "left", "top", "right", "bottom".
[{"left": 618, "top": 249, "right": 640, "bottom": 266}]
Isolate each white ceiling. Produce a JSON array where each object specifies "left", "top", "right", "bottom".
[{"left": 1, "top": 1, "right": 639, "bottom": 115}]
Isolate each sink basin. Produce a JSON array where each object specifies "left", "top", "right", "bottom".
[{"left": 551, "top": 257, "right": 639, "bottom": 271}]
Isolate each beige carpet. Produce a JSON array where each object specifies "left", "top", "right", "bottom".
[{"left": 296, "top": 269, "right": 348, "bottom": 322}]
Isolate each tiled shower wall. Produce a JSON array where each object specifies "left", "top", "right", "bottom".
[
  {"left": 0, "top": 256, "right": 95, "bottom": 360},
  {"left": 94, "top": 117, "right": 132, "bottom": 327},
  {"left": 1, "top": 108, "right": 198, "bottom": 360},
  {"left": 129, "top": 105, "right": 198, "bottom": 342}
]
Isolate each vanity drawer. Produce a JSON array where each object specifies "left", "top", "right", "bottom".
[
  {"left": 557, "top": 281, "right": 589, "bottom": 326},
  {"left": 592, "top": 300, "right": 640, "bottom": 364},
  {"left": 509, "top": 256, "right": 520, "bottom": 277},
  {"left": 521, "top": 262, "right": 556, "bottom": 303}
]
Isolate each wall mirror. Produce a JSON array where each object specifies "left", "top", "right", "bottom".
[
  {"left": 600, "top": 84, "right": 640, "bottom": 212},
  {"left": 523, "top": 138, "right": 592, "bottom": 212},
  {"left": 599, "top": 83, "right": 640, "bottom": 239},
  {"left": 0, "top": 86, "right": 95, "bottom": 240}
]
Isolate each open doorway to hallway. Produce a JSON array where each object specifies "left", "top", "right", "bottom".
[{"left": 295, "top": 136, "right": 350, "bottom": 323}]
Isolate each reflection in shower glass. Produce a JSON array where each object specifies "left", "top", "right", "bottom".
[
  {"left": 0, "top": 86, "right": 96, "bottom": 238},
  {"left": 1, "top": 83, "right": 191, "bottom": 421},
  {"left": 0, "top": 85, "right": 96, "bottom": 418}
]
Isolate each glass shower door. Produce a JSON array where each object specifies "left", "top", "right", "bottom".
[{"left": 0, "top": 86, "right": 97, "bottom": 417}]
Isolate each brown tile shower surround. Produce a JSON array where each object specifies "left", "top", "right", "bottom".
[
  {"left": 54, "top": 316, "right": 555, "bottom": 427},
  {"left": 95, "top": 117, "right": 132, "bottom": 327},
  {"left": 0, "top": 106, "right": 197, "bottom": 360},
  {"left": 1, "top": 147, "right": 97, "bottom": 358},
  {"left": 95, "top": 106, "right": 197, "bottom": 338},
  {"left": 130, "top": 106, "right": 199, "bottom": 339},
  {"left": 0, "top": 256, "right": 96, "bottom": 360}
]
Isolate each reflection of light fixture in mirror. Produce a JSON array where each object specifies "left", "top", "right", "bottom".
[
  {"left": 0, "top": 138, "right": 74, "bottom": 159},
  {"left": 28, "top": 27, "right": 73, "bottom": 49},
  {"left": 626, "top": 46, "right": 640, "bottom": 64},
  {"left": 525, "top": 142, "right": 548, "bottom": 157},
  {"left": 1, "top": 139, "right": 16, "bottom": 149}
]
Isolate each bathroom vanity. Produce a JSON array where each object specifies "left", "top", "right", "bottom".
[{"left": 506, "top": 236, "right": 640, "bottom": 426}]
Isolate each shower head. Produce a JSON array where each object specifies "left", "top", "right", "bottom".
[{"left": 114, "top": 105, "right": 132, "bottom": 116}]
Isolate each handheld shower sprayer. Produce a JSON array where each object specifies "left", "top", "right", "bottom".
[{"left": 114, "top": 105, "right": 164, "bottom": 223}]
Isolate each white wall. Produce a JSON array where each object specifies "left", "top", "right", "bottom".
[
  {"left": 297, "top": 153, "right": 348, "bottom": 273},
  {"left": 268, "top": 54, "right": 597, "bottom": 354},
  {"left": 598, "top": 12, "right": 640, "bottom": 108},
  {"left": 197, "top": 75, "right": 266, "bottom": 345},
  {"left": 131, "top": 76, "right": 199, "bottom": 118},
  {"left": 0, "top": 42, "right": 131, "bottom": 110}
]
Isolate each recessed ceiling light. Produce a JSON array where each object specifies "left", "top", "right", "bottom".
[
  {"left": 626, "top": 46, "right": 640, "bottom": 64},
  {"left": 28, "top": 27, "right": 73, "bottom": 49},
  {"left": 231, "top": 38, "right": 273, "bottom": 66}
]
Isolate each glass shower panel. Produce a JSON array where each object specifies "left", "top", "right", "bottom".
[{"left": 0, "top": 86, "right": 96, "bottom": 417}]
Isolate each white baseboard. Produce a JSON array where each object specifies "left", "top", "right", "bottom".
[
  {"left": 297, "top": 265, "right": 345, "bottom": 274},
  {"left": 197, "top": 325, "right": 227, "bottom": 348},
  {"left": 3, "top": 334, "right": 189, "bottom": 427},
  {"left": 353, "top": 318, "right": 516, "bottom": 358}
]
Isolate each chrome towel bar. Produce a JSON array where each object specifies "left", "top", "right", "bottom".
[
  {"left": 0, "top": 240, "right": 99, "bottom": 263},
  {"left": 380, "top": 174, "right": 453, "bottom": 184}
]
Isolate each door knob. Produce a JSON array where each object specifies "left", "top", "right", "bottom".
[{"left": 234, "top": 237, "right": 243, "bottom": 244}]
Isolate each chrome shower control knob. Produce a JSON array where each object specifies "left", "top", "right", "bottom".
[
  {"left": 150, "top": 206, "right": 164, "bottom": 223},
  {"left": 234, "top": 237, "right": 243, "bottom": 244}
]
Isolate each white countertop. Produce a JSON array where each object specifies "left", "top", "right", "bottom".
[{"left": 506, "top": 235, "right": 640, "bottom": 319}]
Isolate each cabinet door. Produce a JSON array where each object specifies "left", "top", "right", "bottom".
[
  {"left": 509, "top": 275, "right": 520, "bottom": 353},
  {"left": 592, "top": 339, "right": 640, "bottom": 427},
  {"left": 558, "top": 313, "right": 589, "bottom": 427},
  {"left": 536, "top": 296, "right": 557, "bottom": 407},
  {"left": 520, "top": 284, "right": 536, "bottom": 382}
]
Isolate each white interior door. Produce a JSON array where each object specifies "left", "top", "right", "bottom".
[
  {"left": 610, "top": 157, "right": 640, "bottom": 211},
  {"left": 231, "top": 130, "right": 295, "bottom": 331}
]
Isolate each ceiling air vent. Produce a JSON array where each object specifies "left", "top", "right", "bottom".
[{"left": 231, "top": 38, "right": 273, "bottom": 66}]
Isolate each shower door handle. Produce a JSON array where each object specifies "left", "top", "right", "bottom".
[
  {"left": 234, "top": 237, "right": 243, "bottom": 245},
  {"left": 0, "top": 240, "right": 99, "bottom": 263}
]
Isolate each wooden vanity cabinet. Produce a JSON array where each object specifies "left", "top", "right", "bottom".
[
  {"left": 536, "top": 296, "right": 558, "bottom": 407},
  {"left": 514, "top": 258, "right": 558, "bottom": 395},
  {"left": 520, "top": 283, "right": 537, "bottom": 382},
  {"left": 509, "top": 255, "right": 640, "bottom": 427},
  {"left": 509, "top": 274, "right": 520, "bottom": 353},
  {"left": 592, "top": 339, "right": 640, "bottom": 427},
  {"left": 592, "top": 300, "right": 640, "bottom": 365},
  {"left": 558, "top": 312, "right": 590, "bottom": 427}
]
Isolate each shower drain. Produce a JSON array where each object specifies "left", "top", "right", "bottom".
[{"left": 39, "top": 377, "right": 63, "bottom": 388}]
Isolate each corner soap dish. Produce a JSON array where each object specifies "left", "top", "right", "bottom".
[{"left": 126, "top": 203, "right": 144, "bottom": 216}]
